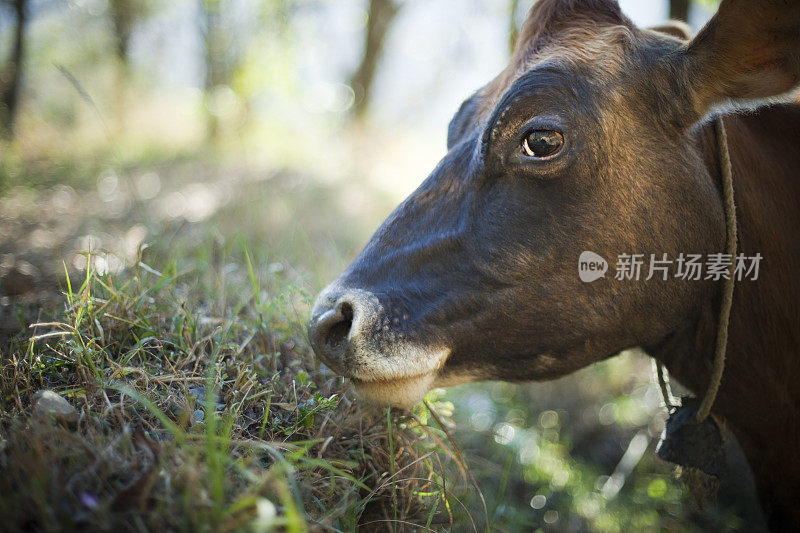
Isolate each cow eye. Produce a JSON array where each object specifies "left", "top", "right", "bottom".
[{"left": 522, "top": 130, "right": 564, "bottom": 158}]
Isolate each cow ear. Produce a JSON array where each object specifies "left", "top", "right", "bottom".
[
  {"left": 649, "top": 20, "right": 692, "bottom": 41},
  {"left": 447, "top": 91, "right": 481, "bottom": 150},
  {"left": 684, "top": 0, "right": 800, "bottom": 117}
]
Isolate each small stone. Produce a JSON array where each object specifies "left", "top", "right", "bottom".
[
  {"left": 193, "top": 409, "right": 205, "bottom": 423},
  {"left": 188, "top": 387, "right": 205, "bottom": 401},
  {"left": 32, "top": 390, "right": 79, "bottom": 428}
]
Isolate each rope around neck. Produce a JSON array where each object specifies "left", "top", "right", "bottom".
[{"left": 657, "top": 115, "right": 737, "bottom": 423}]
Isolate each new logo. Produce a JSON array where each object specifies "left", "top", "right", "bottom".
[{"left": 578, "top": 251, "right": 608, "bottom": 283}]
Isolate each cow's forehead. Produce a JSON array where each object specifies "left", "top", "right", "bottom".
[{"left": 478, "top": 23, "right": 636, "bottom": 120}]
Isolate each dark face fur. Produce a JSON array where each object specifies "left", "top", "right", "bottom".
[{"left": 307, "top": 0, "right": 800, "bottom": 405}]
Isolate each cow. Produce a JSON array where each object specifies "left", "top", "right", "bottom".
[{"left": 307, "top": 0, "right": 800, "bottom": 527}]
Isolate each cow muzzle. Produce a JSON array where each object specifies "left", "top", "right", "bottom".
[{"left": 307, "top": 284, "right": 450, "bottom": 406}]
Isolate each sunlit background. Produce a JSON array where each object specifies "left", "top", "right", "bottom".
[
  {"left": 2, "top": 0, "right": 767, "bottom": 530},
  {"left": 0, "top": 0, "right": 719, "bottom": 285}
]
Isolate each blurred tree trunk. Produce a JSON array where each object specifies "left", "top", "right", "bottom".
[
  {"left": 508, "top": 0, "right": 521, "bottom": 53},
  {"left": 200, "top": 0, "right": 238, "bottom": 141},
  {"left": 109, "top": 0, "right": 137, "bottom": 134},
  {"left": 1, "top": 0, "right": 28, "bottom": 138},
  {"left": 669, "top": 0, "right": 690, "bottom": 21},
  {"left": 201, "top": 1, "right": 223, "bottom": 140},
  {"left": 349, "top": 0, "right": 400, "bottom": 121},
  {"left": 109, "top": 0, "right": 136, "bottom": 67}
]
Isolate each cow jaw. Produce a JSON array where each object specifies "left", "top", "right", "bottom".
[
  {"left": 350, "top": 359, "right": 484, "bottom": 407},
  {"left": 346, "top": 345, "right": 451, "bottom": 406},
  {"left": 351, "top": 373, "right": 437, "bottom": 407}
]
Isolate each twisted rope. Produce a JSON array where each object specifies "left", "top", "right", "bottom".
[
  {"left": 657, "top": 115, "right": 737, "bottom": 423},
  {"left": 696, "top": 115, "right": 737, "bottom": 422}
]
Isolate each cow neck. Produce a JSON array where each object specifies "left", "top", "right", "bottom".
[{"left": 656, "top": 114, "right": 737, "bottom": 424}]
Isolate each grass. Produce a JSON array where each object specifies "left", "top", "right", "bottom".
[{"left": 0, "top": 230, "right": 473, "bottom": 530}]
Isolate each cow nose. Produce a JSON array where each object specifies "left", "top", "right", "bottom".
[{"left": 308, "top": 295, "right": 360, "bottom": 373}]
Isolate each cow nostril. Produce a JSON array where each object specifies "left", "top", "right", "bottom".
[
  {"left": 325, "top": 301, "right": 353, "bottom": 354},
  {"left": 308, "top": 293, "right": 370, "bottom": 372}
]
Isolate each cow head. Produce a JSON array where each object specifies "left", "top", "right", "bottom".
[{"left": 307, "top": 0, "right": 800, "bottom": 406}]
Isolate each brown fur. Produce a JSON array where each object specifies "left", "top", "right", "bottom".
[
  {"left": 685, "top": 0, "right": 800, "bottom": 115},
  {"left": 657, "top": 108, "right": 800, "bottom": 527},
  {"left": 479, "top": 0, "right": 635, "bottom": 116}
]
